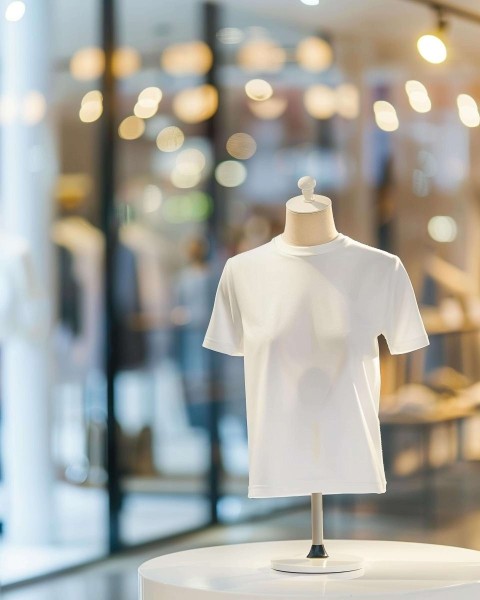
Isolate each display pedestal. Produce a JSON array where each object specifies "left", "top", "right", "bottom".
[{"left": 138, "top": 539, "right": 480, "bottom": 599}]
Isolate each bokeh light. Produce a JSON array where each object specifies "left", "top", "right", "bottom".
[
  {"left": 112, "top": 47, "right": 141, "bottom": 78},
  {"left": 142, "top": 185, "right": 163, "bottom": 213},
  {"left": 170, "top": 167, "right": 202, "bottom": 189},
  {"left": 161, "top": 41, "right": 213, "bottom": 76},
  {"left": 172, "top": 85, "right": 218, "bottom": 123},
  {"left": 134, "top": 87, "right": 163, "bottom": 119},
  {"left": 457, "top": 94, "right": 480, "bottom": 128},
  {"left": 22, "top": 91, "right": 46, "bottom": 125},
  {"left": 237, "top": 39, "right": 286, "bottom": 72},
  {"left": 428, "top": 216, "right": 457, "bottom": 242},
  {"left": 296, "top": 37, "right": 333, "bottom": 72},
  {"left": 226, "top": 133, "right": 257, "bottom": 160},
  {"left": 79, "top": 92, "right": 103, "bottom": 123},
  {"left": 156, "top": 126, "right": 185, "bottom": 152},
  {"left": 176, "top": 148, "right": 206, "bottom": 174},
  {"left": 336, "top": 84, "right": 359, "bottom": 119},
  {"left": 248, "top": 97, "right": 287, "bottom": 119},
  {"left": 134, "top": 103, "right": 157, "bottom": 119},
  {"left": 5, "top": 1, "right": 25, "bottom": 22},
  {"left": 304, "top": 85, "right": 336, "bottom": 119},
  {"left": 70, "top": 47, "right": 105, "bottom": 81},
  {"left": 138, "top": 87, "right": 162, "bottom": 105},
  {"left": 373, "top": 100, "right": 399, "bottom": 131},
  {"left": 417, "top": 34, "right": 447, "bottom": 64},
  {"left": 81, "top": 90, "right": 102, "bottom": 105},
  {"left": 118, "top": 115, "right": 145, "bottom": 140},
  {"left": 405, "top": 80, "right": 432, "bottom": 113},
  {"left": 215, "top": 161, "right": 247, "bottom": 187},
  {"left": 245, "top": 79, "right": 273, "bottom": 101}
]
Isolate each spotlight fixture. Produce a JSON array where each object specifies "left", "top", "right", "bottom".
[{"left": 417, "top": 6, "right": 448, "bottom": 64}]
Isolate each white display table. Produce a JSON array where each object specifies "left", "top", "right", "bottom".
[{"left": 138, "top": 539, "right": 480, "bottom": 599}]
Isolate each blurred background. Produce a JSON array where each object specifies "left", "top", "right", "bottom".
[{"left": 1, "top": 0, "right": 480, "bottom": 596}]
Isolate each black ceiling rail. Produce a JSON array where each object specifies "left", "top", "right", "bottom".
[{"left": 399, "top": 0, "right": 480, "bottom": 26}]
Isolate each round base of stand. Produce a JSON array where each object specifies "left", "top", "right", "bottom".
[{"left": 271, "top": 553, "right": 364, "bottom": 574}]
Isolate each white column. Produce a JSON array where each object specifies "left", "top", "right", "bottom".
[{"left": 0, "top": 0, "right": 56, "bottom": 544}]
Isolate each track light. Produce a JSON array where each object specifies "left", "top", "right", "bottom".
[{"left": 417, "top": 6, "right": 448, "bottom": 64}]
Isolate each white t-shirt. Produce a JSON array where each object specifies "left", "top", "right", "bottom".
[{"left": 202, "top": 232, "right": 430, "bottom": 498}]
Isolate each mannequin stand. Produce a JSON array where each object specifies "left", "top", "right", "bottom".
[{"left": 271, "top": 493, "right": 364, "bottom": 573}]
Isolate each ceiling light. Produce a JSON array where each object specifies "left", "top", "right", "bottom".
[
  {"left": 5, "top": 1, "right": 25, "bottom": 22},
  {"left": 417, "top": 8, "right": 448, "bottom": 64}
]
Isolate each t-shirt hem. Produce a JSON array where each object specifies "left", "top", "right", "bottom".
[
  {"left": 202, "top": 336, "right": 244, "bottom": 357},
  {"left": 248, "top": 480, "right": 387, "bottom": 498},
  {"left": 387, "top": 334, "right": 430, "bottom": 355}
]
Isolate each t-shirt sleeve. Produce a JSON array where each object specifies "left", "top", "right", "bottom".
[
  {"left": 202, "top": 259, "right": 244, "bottom": 357},
  {"left": 381, "top": 257, "right": 430, "bottom": 355}
]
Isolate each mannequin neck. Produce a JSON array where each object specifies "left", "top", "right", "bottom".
[{"left": 283, "top": 203, "right": 338, "bottom": 246}]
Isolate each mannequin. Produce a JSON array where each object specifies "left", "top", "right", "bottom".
[
  {"left": 271, "top": 176, "right": 364, "bottom": 574},
  {"left": 203, "top": 174, "right": 429, "bottom": 574},
  {"left": 0, "top": 231, "right": 52, "bottom": 545}
]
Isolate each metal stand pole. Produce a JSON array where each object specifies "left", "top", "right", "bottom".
[
  {"left": 271, "top": 492, "right": 364, "bottom": 571},
  {"left": 307, "top": 493, "right": 329, "bottom": 558}
]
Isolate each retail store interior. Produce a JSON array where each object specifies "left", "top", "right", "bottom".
[{"left": 1, "top": 0, "right": 480, "bottom": 597}]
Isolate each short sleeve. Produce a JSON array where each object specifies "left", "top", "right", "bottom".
[
  {"left": 381, "top": 257, "right": 430, "bottom": 355},
  {"left": 202, "top": 259, "right": 244, "bottom": 357}
]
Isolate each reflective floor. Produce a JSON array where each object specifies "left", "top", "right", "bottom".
[{"left": 4, "top": 461, "right": 480, "bottom": 600}]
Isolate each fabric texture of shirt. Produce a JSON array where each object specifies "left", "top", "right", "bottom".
[{"left": 202, "top": 232, "right": 430, "bottom": 498}]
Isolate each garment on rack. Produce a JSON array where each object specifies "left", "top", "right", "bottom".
[
  {"left": 113, "top": 241, "right": 147, "bottom": 371},
  {"left": 52, "top": 217, "right": 104, "bottom": 374},
  {"left": 0, "top": 233, "right": 47, "bottom": 341},
  {"left": 57, "top": 244, "right": 81, "bottom": 337}
]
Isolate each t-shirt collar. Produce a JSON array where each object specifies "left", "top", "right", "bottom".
[{"left": 272, "top": 232, "right": 348, "bottom": 256}]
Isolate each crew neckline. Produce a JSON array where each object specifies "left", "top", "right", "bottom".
[{"left": 272, "top": 232, "right": 349, "bottom": 256}]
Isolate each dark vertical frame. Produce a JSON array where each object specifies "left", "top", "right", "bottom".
[
  {"left": 99, "top": 0, "right": 122, "bottom": 552},
  {"left": 203, "top": 1, "right": 223, "bottom": 524}
]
